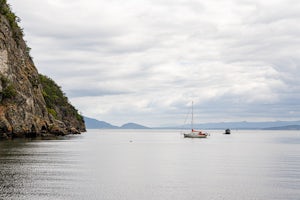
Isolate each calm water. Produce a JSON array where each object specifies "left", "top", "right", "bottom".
[{"left": 0, "top": 129, "right": 300, "bottom": 200}]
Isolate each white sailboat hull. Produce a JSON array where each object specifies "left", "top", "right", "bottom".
[{"left": 184, "top": 132, "right": 207, "bottom": 138}]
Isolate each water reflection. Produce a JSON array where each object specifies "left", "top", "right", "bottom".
[
  {"left": 0, "top": 137, "right": 85, "bottom": 200},
  {"left": 0, "top": 131, "right": 300, "bottom": 200},
  {"left": 0, "top": 140, "right": 30, "bottom": 199}
]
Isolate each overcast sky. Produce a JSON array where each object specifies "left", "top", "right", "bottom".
[{"left": 8, "top": 0, "right": 300, "bottom": 126}]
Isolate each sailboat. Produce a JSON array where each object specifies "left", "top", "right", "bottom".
[{"left": 183, "top": 102, "right": 208, "bottom": 138}]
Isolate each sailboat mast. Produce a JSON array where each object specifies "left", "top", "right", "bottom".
[{"left": 191, "top": 101, "right": 194, "bottom": 130}]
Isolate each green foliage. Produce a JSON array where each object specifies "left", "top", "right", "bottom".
[
  {"left": 2, "top": 84, "right": 16, "bottom": 98},
  {"left": 26, "top": 46, "right": 31, "bottom": 55},
  {"left": 47, "top": 108, "right": 57, "bottom": 119},
  {"left": 39, "top": 74, "right": 83, "bottom": 122},
  {"left": 39, "top": 74, "right": 67, "bottom": 109},
  {"left": 0, "top": 1, "right": 20, "bottom": 28},
  {"left": 0, "top": 0, "right": 26, "bottom": 49},
  {"left": 0, "top": 75, "right": 16, "bottom": 100},
  {"left": 0, "top": 0, "right": 9, "bottom": 14}
]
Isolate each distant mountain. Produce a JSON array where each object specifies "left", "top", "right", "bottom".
[
  {"left": 84, "top": 117, "right": 149, "bottom": 129},
  {"left": 263, "top": 125, "right": 300, "bottom": 130},
  {"left": 120, "top": 123, "right": 150, "bottom": 129},
  {"left": 84, "top": 117, "right": 118, "bottom": 129},
  {"left": 178, "top": 121, "right": 300, "bottom": 130},
  {"left": 84, "top": 117, "right": 300, "bottom": 130}
]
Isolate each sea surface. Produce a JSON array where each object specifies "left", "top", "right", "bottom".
[{"left": 0, "top": 129, "right": 300, "bottom": 200}]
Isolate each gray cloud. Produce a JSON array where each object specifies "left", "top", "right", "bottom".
[{"left": 8, "top": 0, "right": 300, "bottom": 126}]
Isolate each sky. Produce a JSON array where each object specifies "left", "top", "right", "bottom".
[{"left": 7, "top": 0, "right": 300, "bottom": 127}]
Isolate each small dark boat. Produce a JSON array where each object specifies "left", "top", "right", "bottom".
[{"left": 224, "top": 129, "right": 231, "bottom": 134}]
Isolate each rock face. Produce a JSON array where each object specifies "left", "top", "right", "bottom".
[{"left": 0, "top": 2, "right": 85, "bottom": 139}]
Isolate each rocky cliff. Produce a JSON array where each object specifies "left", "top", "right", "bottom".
[{"left": 0, "top": 1, "right": 85, "bottom": 139}]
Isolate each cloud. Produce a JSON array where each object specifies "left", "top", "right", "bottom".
[{"left": 8, "top": 0, "right": 300, "bottom": 126}]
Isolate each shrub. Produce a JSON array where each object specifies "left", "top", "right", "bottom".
[
  {"left": 0, "top": 0, "right": 26, "bottom": 48},
  {"left": 47, "top": 108, "right": 57, "bottom": 119},
  {"left": 39, "top": 74, "right": 84, "bottom": 122},
  {"left": 0, "top": 75, "right": 16, "bottom": 101},
  {"left": 2, "top": 84, "right": 16, "bottom": 98}
]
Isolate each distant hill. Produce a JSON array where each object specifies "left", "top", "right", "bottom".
[
  {"left": 84, "top": 117, "right": 118, "bottom": 129},
  {"left": 84, "top": 117, "right": 300, "bottom": 130},
  {"left": 84, "top": 117, "right": 149, "bottom": 129},
  {"left": 120, "top": 123, "right": 150, "bottom": 129},
  {"left": 177, "top": 121, "right": 300, "bottom": 130},
  {"left": 263, "top": 125, "right": 300, "bottom": 130}
]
